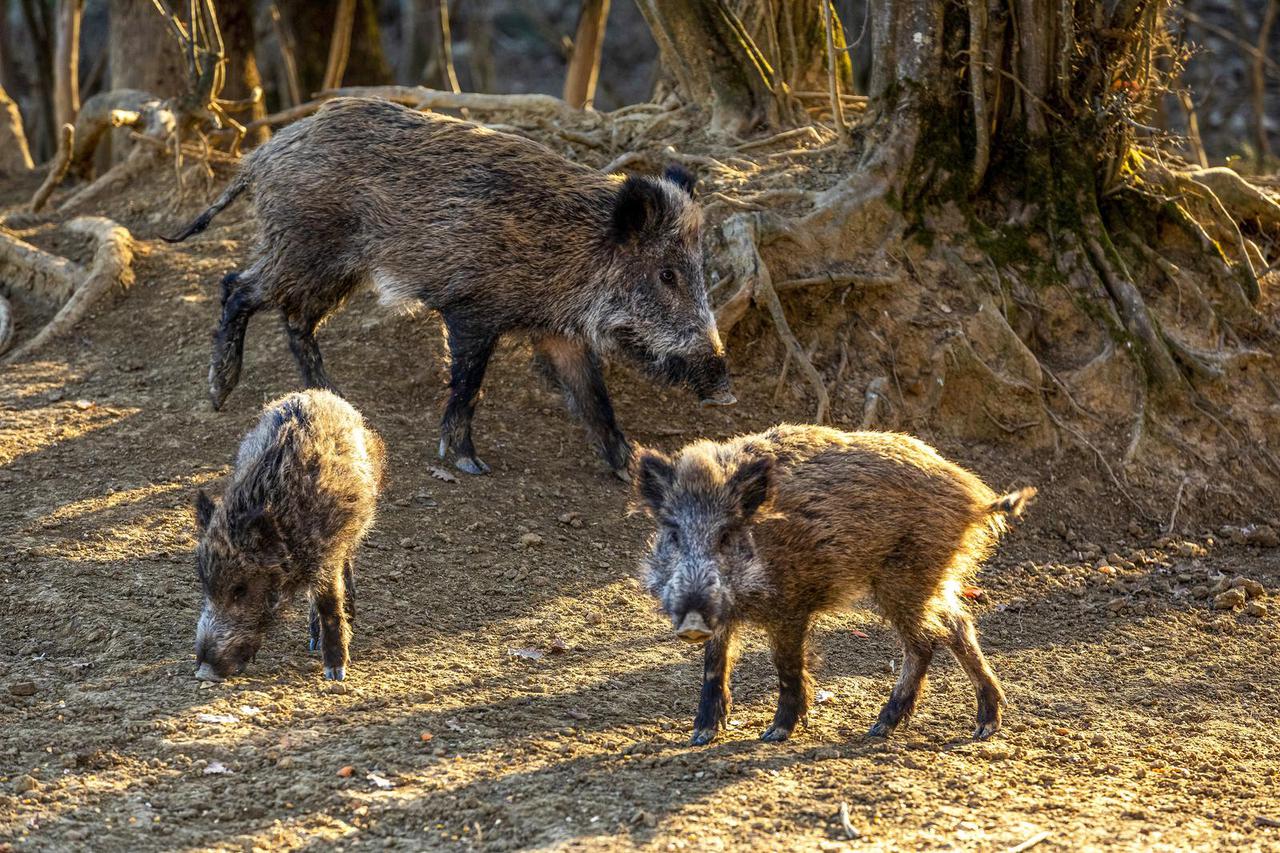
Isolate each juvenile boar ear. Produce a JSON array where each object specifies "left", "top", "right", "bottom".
[
  {"left": 235, "top": 508, "right": 286, "bottom": 563},
  {"left": 633, "top": 449, "right": 676, "bottom": 514},
  {"left": 728, "top": 456, "right": 774, "bottom": 520},
  {"left": 610, "top": 176, "right": 664, "bottom": 244},
  {"left": 663, "top": 164, "right": 697, "bottom": 197},
  {"left": 194, "top": 490, "right": 215, "bottom": 533}
]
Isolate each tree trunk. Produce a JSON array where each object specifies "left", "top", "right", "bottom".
[
  {"left": 53, "top": 0, "right": 84, "bottom": 130},
  {"left": 277, "top": 0, "right": 391, "bottom": 96},
  {"left": 216, "top": 0, "right": 268, "bottom": 145},
  {"left": 18, "top": 0, "right": 57, "bottom": 157},
  {"left": 108, "top": 0, "right": 186, "bottom": 98},
  {"left": 564, "top": 0, "right": 611, "bottom": 109},
  {"left": 635, "top": 0, "right": 784, "bottom": 135},
  {"left": 0, "top": 82, "right": 34, "bottom": 174}
]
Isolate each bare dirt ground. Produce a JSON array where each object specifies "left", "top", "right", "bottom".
[{"left": 3, "top": 178, "right": 1280, "bottom": 852}]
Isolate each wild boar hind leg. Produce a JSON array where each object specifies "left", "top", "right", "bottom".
[
  {"left": 690, "top": 625, "right": 739, "bottom": 746},
  {"left": 533, "top": 335, "right": 632, "bottom": 479},
  {"left": 439, "top": 314, "right": 498, "bottom": 475},
  {"left": 208, "top": 271, "right": 262, "bottom": 410}
]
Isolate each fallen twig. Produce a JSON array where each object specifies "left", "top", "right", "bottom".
[{"left": 1007, "top": 831, "right": 1051, "bottom": 853}]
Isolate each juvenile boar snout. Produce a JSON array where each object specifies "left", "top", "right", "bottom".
[{"left": 675, "top": 611, "right": 713, "bottom": 643}]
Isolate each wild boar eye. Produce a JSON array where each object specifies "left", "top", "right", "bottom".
[
  {"left": 718, "top": 528, "right": 733, "bottom": 550},
  {"left": 659, "top": 268, "right": 676, "bottom": 285},
  {"left": 231, "top": 584, "right": 248, "bottom": 601}
]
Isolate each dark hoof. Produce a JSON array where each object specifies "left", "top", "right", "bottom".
[
  {"left": 760, "top": 725, "right": 792, "bottom": 743},
  {"left": 323, "top": 666, "right": 346, "bottom": 681},
  {"left": 866, "top": 721, "right": 894, "bottom": 739},
  {"left": 689, "top": 728, "right": 718, "bottom": 746},
  {"left": 455, "top": 456, "right": 491, "bottom": 476},
  {"left": 208, "top": 386, "right": 229, "bottom": 412},
  {"left": 613, "top": 467, "right": 632, "bottom": 484},
  {"left": 974, "top": 719, "right": 1001, "bottom": 740},
  {"left": 308, "top": 636, "right": 320, "bottom": 652}
]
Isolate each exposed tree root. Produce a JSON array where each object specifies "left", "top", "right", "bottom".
[
  {"left": 29, "top": 124, "right": 75, "bottom": 213},
  {"left": 66, "top": 89, "right": 176, "bottom": 178},
  {"left": 720, "top": 213, "right": 830, "bottom": 423},
  {"left": 0, "top": 293, "right": 13, "bottom": 356},
  {"left": 4, "top": 217, "right": 136, "bottom": 363},
  {"left": 0, "top": 230, "right": 81, "bottom": 304}
]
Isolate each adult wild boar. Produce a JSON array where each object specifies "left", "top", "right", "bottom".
[
  {"left": 633, "top": 425, "right": 1035, "bottom": 744},
  {"left": 193, "top": 389, "right": 384, "bottom": 682},
  {"left": 168, "top": 97, "right": 733, "bottom": 477}
]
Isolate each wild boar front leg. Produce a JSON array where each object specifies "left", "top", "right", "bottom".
[
  {"left": 690, "top": 625, "right": 739, "bottom": 746},
  {"left": 762, "top": 615, "right": 814, "bottom": 742},
  {"left": 282, "top": 310, "right": 335, "bottom": 391},
  {"left": 439, "top": 316, "right": 497, "bottom": 475},
  {"left": 534, "top": 336, "right": 632, "bottom": 478},
  {"left": 208, "top": 272, "right": 261, "bottom": 410},
  {"left": 312, "top": 570, "right": 352, "bottom": 681}
]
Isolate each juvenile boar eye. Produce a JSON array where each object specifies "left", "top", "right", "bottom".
[
  {"left": 231, "top": 584, "right": 248, "bottom": 601},
  {"left": 659, "top": 268, "right": 676, "bottom": 285}
]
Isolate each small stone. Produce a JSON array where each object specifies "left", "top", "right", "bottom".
[
  {"left": 14, "top": 775, "right": 38, "bottom": 794},
  {"left": 1230, "top": 577, "right": 1266, "bottom": 599},
  {"left": 1106, "top": 598, "right": 1128, "bottom": 613},
  {"left": 557, "top": 512, "right": 583, "bottom": 528},
  {"left": 8, "top": 681, "right": 36, "bottom": 696},
  {"left": 1245, "top": 601, "right": 1267, "bottom": 618},
  {"left": 519, "top": 533, "right": 544, "bottom": 548},
  {"left": 399, "top": 537, "right": 414, "bottom": 549},
  {"left": 1210, "top": 576, "right": 1233, "bottom": 595},
  {"left": 1213, "top": 588, "right": 1247, "bottom": 610},
  {"left": 1245, "top": 525, "right": 1279, "bottom": 548}
]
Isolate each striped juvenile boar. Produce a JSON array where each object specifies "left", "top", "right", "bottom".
[
  {"left": 633, "top": 425, "right": 1035, "bottom": 745},
  {"left": 168, "top": 97, "right": 732, "bottom": 478},
  {"left": 193, "top": 389, "right": 384, "bottom": 683}
]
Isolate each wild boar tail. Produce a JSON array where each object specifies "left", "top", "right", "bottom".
[
  {"left": 162, "top": 170, "right": 252, "bottom": 243},
  {"left": 986, "top": 486, "right": 1037, "bottom": 519}
]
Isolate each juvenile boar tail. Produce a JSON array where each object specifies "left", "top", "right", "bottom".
[
  {"left": 163, "top": 171, "right": 251, "bottom": 243},
  {"left": 986, "top": 487, "right": 1037, "bottom": 519}
]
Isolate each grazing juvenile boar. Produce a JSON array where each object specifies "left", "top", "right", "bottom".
[
  {"left": 193, "top": 389, "right": 384, "bottom": 682},
  {"left": 633, "top": 425, "right": 1035, "bottom": 745},
  {"left": 167, "top": 97, "right": 733, "bottom": 478}
]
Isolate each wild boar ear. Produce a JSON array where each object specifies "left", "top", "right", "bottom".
[
  {"left": 236, "top": 508, "right": 286, "bottom": 562},
  {"left": 728, "top": 456, "right": 774, "bottom": 520},
  {"left": 610, "top": 176, "right": 663, "bottom": 244},
  {"left": 194, "top": 490, "right": 216, "bottom": 533},
  {"left": 632, "top": 449, "right": 676, "bottom": 514},
  {"left": 663, "top": 164, "right": 697, "bottom": 197}
]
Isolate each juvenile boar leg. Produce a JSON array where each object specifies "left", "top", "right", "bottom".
[
  {"left": 762, "top": 616, "right": 814, "bottom": 742},
  {"left": 312, "top": 572, "right": 352, "bottom": 681},
  {"left": 943, "top": 612, "right": 1006, "bottom": 739},
  {"left": 439, "top": 317, "right": 497, "bottom": 475},
  {"left": 307, "top": 604, "right": 320, "bottom": 652},
  {"left": 208, "top": 272, "right": 261, "bottom": 410},
  {"left": 343, "top": 557, "right": 356, "bottom": 623},
  {"left": 868, "top": 636, "right": 934, "bottom": 738},
  {"left": 534, "top": 336, "right": 632, "bottom": 477},
  {"left": 282, "top": 311, "right": 335, "bottom": 391},
  {"left": 691, "top": 626, "right": 739, "bottom": 746}
]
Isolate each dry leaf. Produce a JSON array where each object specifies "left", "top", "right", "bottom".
[
  {"left": 419, "top": 731, "right": 434, "bottom": 743},
  {"left": 508, "top": 647, "right": 544, "bottom": 661},
  {"left": 429, "top": 466, "right": 459, "bottom": 483},
  {"left": 850, "top": 629, "right": 869, "bottom": 639},
  {"left": 336, "top": 765, "right": 354, "bottom": 778},
  {"left": 961, "top": 586, "right": 984, "bottom": 600},
  {"left": 203, "top": 760, "right": 230, "bottom": 775},
  {"left": 367, "top": 772, "right": 395, "bottom": 789}
]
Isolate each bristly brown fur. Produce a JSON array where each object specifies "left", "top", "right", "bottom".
[
  {"left": 182, "top": 97, "right": 730, "bottom": 477},
  {"left": 634, "top": 424, "right": 1035, "bottom": 745},
  {"left": 194, "top": 389, "right": 385, "bottom": 682}
]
